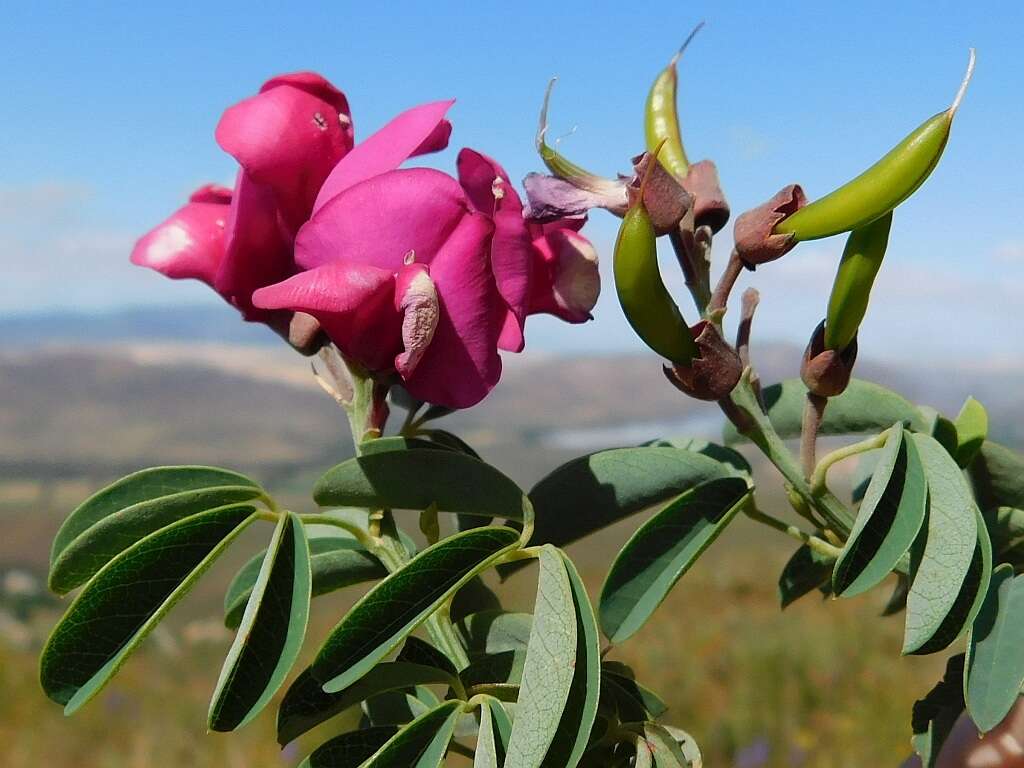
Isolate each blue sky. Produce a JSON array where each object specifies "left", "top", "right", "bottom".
[{"left": 1, "top": 1, "right": 1021, "bottom": 363}]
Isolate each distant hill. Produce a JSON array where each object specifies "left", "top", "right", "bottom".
[{"left": 0, "top": 305, "right": 278, "bottom": 346}]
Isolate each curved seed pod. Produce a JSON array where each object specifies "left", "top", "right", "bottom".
[
  {"left": 644, "top": 23, "right": 704, "bottom": 180},
  {"left": 824, "top": 210, "right": 893, "bottom": 351},
  {"left": 613, "top": 150, "right": 698, "bottom": 364},
  {"left": 776, "top": 50, "right": 974, "bottom": 241}
]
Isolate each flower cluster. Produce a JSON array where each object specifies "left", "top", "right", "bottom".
[{"left": 131, "top": 73, "right": 599, "bottom": 408}]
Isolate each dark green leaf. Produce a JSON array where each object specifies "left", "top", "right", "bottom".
[
  {"left": 969, "top": 441, "right": 1024, "bottom": 512},
  {"left": 912, "top": 654, "right": 965, "bottom": 768},
  {"left": 506, "top": 546, "right": 577, "bottom": 768},
  {"left": 723, "top": 378, "right": 923, "bottom": 444},
  {"left": 315, "top": 450, "right": 527, "bottom": 523},
  {"left": 209, "top": 512, "right": 311, "bottom": 731},
  {"left": 49, "top": 466, "right": 261, "bottom": 594},
  {"left": 600, "top": 478, "right": 750, "bottom": 642},
  {"left": 644, "top": 722, "right": 697, "bottom": 766},
  {"left": 642, "top": 437, "right": 752, "bottom": 475},
  {"left": 525, "top": 447, "right": 735, "bottom": 552},
  {"left": 541, "top": 551, "right": 602, "bottom": 768},
  {"left": 312, "top": 527, "right": 520, "bottom": 693},
  {"left": 456, "top": 611, "right": 533, "bottom": 656},
  {"left": 600, "top": 664, "right": 668, "bottom": 718},
  {"left": 953, "top": 397, "right": 988, "bottom": 468},
  {"left": 224, "top": 536, "right": 386, "bottom": 629},
  {"left": 358, "top": 700, "right": 462, "bottom": 768},
  {"left": 420, "top": 429, "right": 481, "bottom": 459},
  {"left": 460, "top": 650, "right": 527, "bottom": 690},
  {"left": 359, "top": 436, "right": 448, "bottom": 455},
  {"left": 834, "top": 428, "right": 927, "bottom": 597},
  {"left": 449, "top": 577, "right": 502, "bottom": 623},
  {"left": 40, "top": 503, "right": 256, "bottom": 713},
  {"left": 882, "top": 573, "right": 911, "bottom": 616},
  {"left": 301, "top": 726, "right": 397, "bottom": 768},
  {"left": 278, "top": 662, "right": 459, "bottom": 746},
  {"left": 904, "top": 433, "right": 983, "bottom": 654},
  {"left": 966, "top": 564, "right": 1024, "bottom": 732},
  {"left": 396, "top": 636, "right": 458, "bottom": 678},
  {"left": 778, "top": 544, "right": 835, "bottom": 609},
  {"left": 362, "top": 686, "right": 438, "bottom": 726}
]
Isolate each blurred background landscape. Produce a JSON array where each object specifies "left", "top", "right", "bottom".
[
  {"left": 1, "top": 307, "right": 1021, "bottom": 767},
  {"left": 2, "top": 1, "right": 1022, "bottom": 766}
]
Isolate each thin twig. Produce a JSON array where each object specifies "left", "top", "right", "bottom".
[
  {"left": 800, "top": 393, "right": 829, "bottom": 480},
  {"left": 708, "top": 248, "right": 744, "bottom": 317},
  {"left": 735, "top": 288, "right": 764, "bottom": 407}
]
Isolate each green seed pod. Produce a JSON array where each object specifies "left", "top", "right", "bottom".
[
  {"left": 775, "top": 50, "right": 974, "bottom": 241},
  {"left": 614, "top": 154, "right": 698, "bottom": 364},
  {"left": 644, "top": 23, "right": 703, "bottom": 179},
  {"left": 824, "top": 210, "right": 893, "bottom": 351}
]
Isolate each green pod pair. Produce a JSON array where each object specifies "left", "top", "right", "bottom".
[
  {"left": 824, "top": 211, "right": 893, "bottom": 351},
  {"left": 644, "top": 23, "right": 704, "bottom": 179},
  {"left": 776, "top": 50, "right": 974, "bottom": 241},
  {"left": 614, "top": 185, "right": 698, "bottom": 364}
]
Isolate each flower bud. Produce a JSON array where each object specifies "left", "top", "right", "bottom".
[
  {"left": 800, "top": 319, "right": 858, "bottom": 397},
  {"left": 663, "top": 321, "right": 743, "bottom": 401},
  {"left": 733, "top": 184, "right": 806, "bottom": 268}
]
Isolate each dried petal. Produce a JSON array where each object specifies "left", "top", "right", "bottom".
[
  {"left": 733, "top": 184, "right": 807, "bottom": 267},
  {"left": 800, "top": 319, "right": 858, "bottom": 397},
  {"left": 681, "top": 159, "right": 730, "bottom": 233},
  {"left": 628, "top": 152, "right": 694, "bottom": 235},
  {"left": 664, "top": 322, "right": 742, "bottom": 401}
]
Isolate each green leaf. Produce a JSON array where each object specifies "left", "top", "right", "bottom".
[
  {"left": 396, "top": 636, "right": 459, "bottom": 677},
  {"left": 449, "top": 577, "right": 502, "bottom": 623},
  {"left": 912, "top": 654, "right": 965, "bottom": 768},
  {"left": 969, "top": 441, "right": 1024, "bottom": 512},
  {"left": 505, "top": 546, "right": 578, "bottom": 768},
  {"left": 314, "top": 449, "right": 528, "bottom": 523},
  {"left": 642, "top": 437, "right": 752, "bottom": 476},
  {"left": 600, "top": 663, "right": 668, "bottom": 718},
  {"left": 659, "top": 724, "right": 703, "bottom": 767},
  {"left": 419, "top": 429, "right": 481, "bottom": 459},
  {"left": 525, "top": 447, "right": 735, "bottom": 552},
  {"left": 456, "top": 610, "right": 533, "bottom": 656},
  {"left": 209, "top": 512, "right": 311, "bottom": 731},
  {"left": 833, "top": 427, "right": 927, "bottom": 597},
  {"left": 460, "top": 649, "right": 527, "bottom": 691},
  {"left": 723, "top": 378, "right": 922, "bottom": 444},
  {"left": 474, "top": 697, "right": 513, "bottom": 768},
  {"left": 953, "top": 397, "right": 988, "bottom": 468},
  {"left": 778, "top": 544, "right": 835, "bottom": 609},
  {"left": 300, "top": 726, "right": 397, "bottom": 768},
  {"left": 540, "top": 551, "right": 602, "bottom": 768},
  {"left": 903, "top": 433, "right": 983, "bottom": 654},
  {"left": 312, "top": 527, "right": 520, "bottom": 693},
  {"left": 224, "top": 536, "right": 385, "bottom": 629},
  {"left": 600, "top": 478, "right": 750, "bottom": 643},
  {"left": 362, "top": 686, "right": 438, "bottom": 726},
  {"left": 278, "top": 661, "right": 457, "bottom": 746},
  {"left": 357, "top": 700, "right": 462, "bottom": 768},
  {"left": 965, "top": 564, "right": 1024, "bottom": 732},
  {"left": 359, "top": 436, "right": 448, "bottom": 455},
  {"left": 644, "top": 722, "right": 696, "bottom": 767},
  {"left": 49, "top": 466, "right": 261, "bottom": 593},
  {"left": 40, "top": 503, "right": 256, "bottom": 713}
]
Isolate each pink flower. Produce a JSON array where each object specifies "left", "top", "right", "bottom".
[
  {"left": 130, "top": 73, "right": 452, "bottom": 323},
  {"left": 131, "top": 70, "right": 599, "bottom": 408},
  {"left": 254, "top": 141, "right": 598, "bottom": 408}
]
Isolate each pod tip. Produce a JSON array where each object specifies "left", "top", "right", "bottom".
[
  {"left": 950, "top": 48, "right": 976, "bottom": 115},
  {"left": 537, "top": 77, "right": 558, "bottom": 151},
  {"left": 669, "top": 20, "right": 706, "bottom": 67}
]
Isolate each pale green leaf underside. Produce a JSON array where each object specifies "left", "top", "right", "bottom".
[
  {"left": 505, "top": 546, "right": 577, "bottom": 768},
  {"left": 904, "top": 434, "right": 980, "bottom": 654}
]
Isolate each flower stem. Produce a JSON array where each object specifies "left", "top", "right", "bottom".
[
  {"left": 743, "top": 502, "right": 842, "bottom": 560},
  {"left": 800, "top": 392, "right": 828, "bottom": 480},
  {"left": 809, "top": 427, "right": 892, "bottom": 496}
]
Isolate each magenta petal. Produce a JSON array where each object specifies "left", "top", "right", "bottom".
[
  {"left": 528, "top": 228, "right": 600, "bottom": 323},
  {"left": 253, "top": 262, "right": 400, "bottom": 371},
  {"left": 130, "top": 184, "right": 232, "bottom": 285},
  {"left": 214, "top": 171, "right": 295, "bottom": 321},
  {"left": 401, "top": 211, "right": 500, "bottom": 409},
  {"left": 411, "top": 120, "right": 452, "bottom": 157},
  {"left": 496, "top": 308, "right": 525, "bottom": 352},
  {"left": 312, "top": 100, "right": 455, "bottom": 214},
  {"left": 260, "top": 72, "right": 352, "bottom": 118},
  {"left": 296, "top": 168, "right": 473, "bottom": 272},
  {"left": 457, "top": 148, "right": 532, "bottom": 343},
  {"left": 216, "top": 75, "right": 354, "bottom": 234}
]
